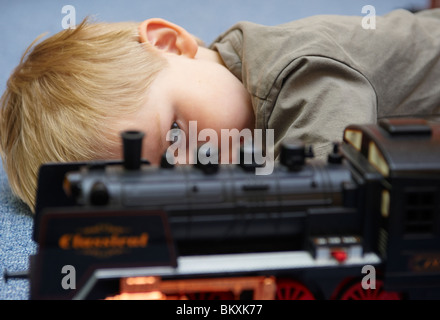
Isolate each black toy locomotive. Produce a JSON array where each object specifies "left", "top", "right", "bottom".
[{"left": 27, "top": 118, "right": 440, "bottom": 300}]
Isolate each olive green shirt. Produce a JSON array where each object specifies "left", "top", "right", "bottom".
[{"left": 210, "top": 9, "right": 440, "bottom": 160}]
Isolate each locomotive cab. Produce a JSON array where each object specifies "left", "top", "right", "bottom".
[{"left": 342, "top": 118, "right": 440, "bottom": 298}]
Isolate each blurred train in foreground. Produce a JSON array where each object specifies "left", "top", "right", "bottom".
[{"left": 29, "top": 118, "right": 440, "bottom": 299}]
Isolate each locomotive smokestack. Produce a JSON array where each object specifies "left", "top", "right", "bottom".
[{"left": 121, "top": 131, "right": 145, "bottom": 170}]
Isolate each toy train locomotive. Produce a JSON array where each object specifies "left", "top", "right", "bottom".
[{"left": 26, "top": 118, "right": 440, "bottom": 299}]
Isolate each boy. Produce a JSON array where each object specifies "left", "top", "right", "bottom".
[{"left": 1, "top": 9, "right": 440, "bottom": 213}]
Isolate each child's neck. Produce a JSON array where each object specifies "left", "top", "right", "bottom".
[{"left": 195, "top": 46, "right": 226, "bottom": 67}]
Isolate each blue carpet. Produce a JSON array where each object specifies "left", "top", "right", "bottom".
[
  {"left": 0, "top": 160, "right": 36, "bottom": 300},
  {"left": 0, "top": 0, "right": 429, "bottom": 300}
]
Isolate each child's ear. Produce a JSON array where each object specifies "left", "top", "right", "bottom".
[{"left": 138, "top": 18, "right": 198, "bottom": 58}]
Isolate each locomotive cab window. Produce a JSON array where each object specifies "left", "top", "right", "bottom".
[
  {"left": 344, "top": 129, "right": 390, "bottom": 177},
  {"left": 344, "top": 129, "right": 363, "bottom": 152},
  {"left": 368, "top": 142, "right": 389, "bottom": 177},
  {"left": 404, "top": 188, "right": 437, "bottom": 235}
]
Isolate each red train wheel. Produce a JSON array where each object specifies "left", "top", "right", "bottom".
[
  {"left": 338, "top": 279, "right": 401, "bottom": 300},
  {"left": 276, "top": 279, "right": 316, "bottom": 300}
]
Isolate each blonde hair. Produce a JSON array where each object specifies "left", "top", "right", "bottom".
[{"left": 0, "top": 18, "right": 168, "bottom": 212}]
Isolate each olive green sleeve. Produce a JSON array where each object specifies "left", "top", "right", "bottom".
[{"left": 266, "top": 56, "right": 377, "bottom": 161}]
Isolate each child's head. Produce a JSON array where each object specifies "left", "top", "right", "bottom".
[{"left": 0, "top": 17, "right": 254, "bottom": 212}]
